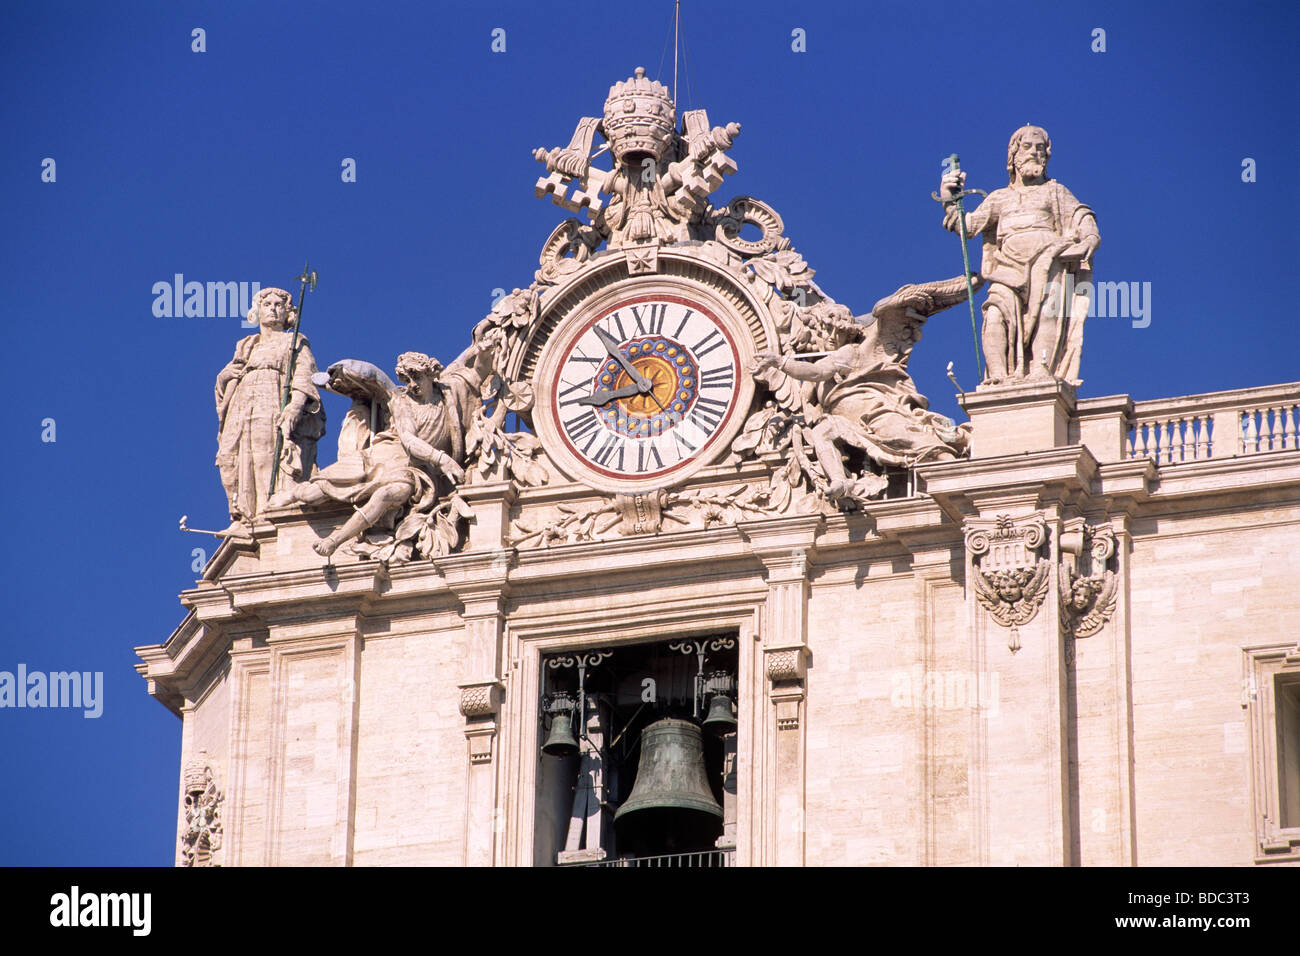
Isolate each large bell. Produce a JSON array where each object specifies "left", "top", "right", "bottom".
[
  {"left": 541, "top": 711, "right": 579, "bottom": 757},
  {"left": 615, "top": 718, "right": 722, "bottom": 856},
  {"left": 702, "top": 694, "right": 737, "bottom": 734}
]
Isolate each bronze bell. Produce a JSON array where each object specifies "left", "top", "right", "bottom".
[
  {"left": 702, "top": 694, "right": 737, "bottom": 734},
  {"left": 615, "top": 718, "right": 722, "bottom": 856},
  {"left": 541, "top": 711, "right": 579, "bottom": 757}
]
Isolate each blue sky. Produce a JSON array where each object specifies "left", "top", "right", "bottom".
[{"left": 0, "top": 0, "right": 1295, "bottom": 865}]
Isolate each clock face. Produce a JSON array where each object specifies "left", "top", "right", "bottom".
[{"left": 537, "top": 293, "right": 749, "bottom": 493}]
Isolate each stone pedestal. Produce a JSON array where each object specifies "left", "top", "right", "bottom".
[
  {"left": 1074, "top": 395, "right": 1135, "bottom": 464},
  {"left": 960, "top": 380, "right": 1077, "bottom": 458}
]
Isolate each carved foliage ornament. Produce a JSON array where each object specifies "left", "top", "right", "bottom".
[
  {"left": 180, "top": 756, "right": 224, "bottom": 867},
  {"left": 966, "top": 513, "right": 1051, "bottom": 653},
  {"left": 506, "top": 483, "right": 780, "bottom": 549}
]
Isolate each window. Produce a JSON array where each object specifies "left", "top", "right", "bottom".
[
  {"left": 1243, "top": 643, "right": 1300, "bottom": 862},
  {"left": 1277, "top": 678, "right": 1300, "bottom": 830},
  {"left": 534, "top": 634, "right": 738, "bottom": 866}
]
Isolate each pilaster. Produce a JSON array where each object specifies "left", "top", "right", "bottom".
[
  {"left": 263, "top": 613, "right": 363, "bottom": 867},
  {"left": 438, "top": 548, "right": 512, "bottom": 866},
  {"left": 739, "top": 513, "right": 822, "bottom": 867}
]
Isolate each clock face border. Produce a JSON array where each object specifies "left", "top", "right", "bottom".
[{"left": 534, "top": 278, "right": 759, "bottom": 494}]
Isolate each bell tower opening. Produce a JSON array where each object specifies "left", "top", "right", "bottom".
[{"left": 534, "top": 634, "right": 738, "bottom": 867}]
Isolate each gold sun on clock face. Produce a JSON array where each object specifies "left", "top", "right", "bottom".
[{"left": 539, "top": 293, "right": 747, "bottom": 493}]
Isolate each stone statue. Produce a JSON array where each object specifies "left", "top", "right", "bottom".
[
  {"left": 290, "top": 328, "right": 503, "bottom": 557},
  {"left": 752, "top": 302, "right": 969, "bottom": 503},
  {"left": 940, "top": 126, "right": 1100, "bottom": 384},
  {"left": 214, "top": 287, "right": 324, "bottom": 535}
]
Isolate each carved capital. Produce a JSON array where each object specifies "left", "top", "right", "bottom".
[
  {"left": 772, "top": 689, "right": 802, "bottom": 731},
  {"left": 459, "top": 682, "right": 502, "bottom": 718},
  {"left": 1058, "top": 520, "right": 1120, "bottom": 642},
  {"left": 766, "top": 647, "right": 807, "bottom": 683},
  {"left": 964, "top": 511, "right": 1048, "bottom": 563},
  {"left": 965, "top": 512, "right": 1052, "bottom": 652},
  {"left": 465, "top": 725, "right": 496, "bottom": 765}
]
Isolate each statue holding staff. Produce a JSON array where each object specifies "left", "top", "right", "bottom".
[
  {"left": 214, "top": 286, "right": 324, "bottom": 535},
  {"left": 938, "top": 126, "right": 1100, "bottom": 384}
]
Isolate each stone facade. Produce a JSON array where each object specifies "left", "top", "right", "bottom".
[
  {"left": 136, "top": 70, "right": 1300, "bottom": 867},
  {"left": 137, "top": 379, "right": 1300, "bottom": 866}
]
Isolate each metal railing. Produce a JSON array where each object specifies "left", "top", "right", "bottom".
[{"left": 573, "top": 848, "right": 735, "bottom": 867}]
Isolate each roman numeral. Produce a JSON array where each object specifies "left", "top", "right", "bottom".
[
  {"left": 631, "top": 303, "right": 667, "bottom": 336},
  {"left": 568, "top": 354, "right": 602, "bottom": 366},
  {"left": 672, "top": 309, "right": 695, "bottom": 338},
  {"left": 603, "top": 311, "right": 626, "bottom": 342},
  {"left": 688, "top": 394, "right": 728, "bottom": 432},
  {"left": 691, "top": 328, "right": 726, "bottom": 360},
  {"left": 673, "top": 429, "right": 697, "bottom": 456},
  {"left": 699, "top": 365, "right": 734, "bottom": 390},
  {"left": 592, "top": 433, "right": 623, "bottom": 469},
  {"left": 637, "top": 442, "right": 664, "bottom": 473},
  {"left": 558, "top": 380, "right": 591, "bottom": 406},
  {"left": 563, "top": 410, "right": 601, "bottom": 452}
]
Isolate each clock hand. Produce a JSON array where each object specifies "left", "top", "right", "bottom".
[
  {"left": 575, "top": 382, "right": 643, "bottom": 406},
  {"left": 592, "top": 326, "right": 652, "bottom": 392}
]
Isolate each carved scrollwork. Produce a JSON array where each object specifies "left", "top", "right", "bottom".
[
  {"left": 537, "top": 219, "right": 603, "bottom": 285},
  {"left": 964, "top": 513, "right": 1048, "bottom": 565},
  {"left": 1089, "top": 525, "right": 1117, "bottom": 563},
  {"left": 713, "top": 196, "right": 785, "bottom": 256}
]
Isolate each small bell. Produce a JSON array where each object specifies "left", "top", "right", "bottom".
[
  {"left": 542, "top": 711, "right": 579, "bottom": 757},
  {"left": 701, "top": 694, "right": 737, "bottom": 734}
]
